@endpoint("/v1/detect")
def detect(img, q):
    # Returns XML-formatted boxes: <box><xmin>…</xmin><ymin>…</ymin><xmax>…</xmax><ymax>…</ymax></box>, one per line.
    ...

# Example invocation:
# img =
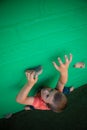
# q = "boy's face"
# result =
<box><xmin>41</xmin><ymin>87</ymin><xmax>58</xmax><ymax>104</ymax></box>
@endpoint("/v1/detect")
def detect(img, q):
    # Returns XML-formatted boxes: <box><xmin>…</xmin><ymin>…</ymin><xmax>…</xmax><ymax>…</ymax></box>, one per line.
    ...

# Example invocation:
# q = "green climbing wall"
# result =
<box><xmin>0</xmin><ymin>0</ymin><xmax>87</xmax><ymax>118</ymax></box>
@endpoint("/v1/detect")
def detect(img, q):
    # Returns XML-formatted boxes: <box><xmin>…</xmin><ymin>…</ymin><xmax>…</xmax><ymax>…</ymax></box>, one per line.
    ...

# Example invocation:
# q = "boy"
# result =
<box><xmin>16</xmin><ymin>54</ymin><xmax>73</xmax><ymax>112</ymax></box>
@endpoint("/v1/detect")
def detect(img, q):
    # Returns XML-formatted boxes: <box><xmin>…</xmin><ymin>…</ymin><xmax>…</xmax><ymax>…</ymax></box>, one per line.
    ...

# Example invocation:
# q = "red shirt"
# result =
<box><xmin>32</xmin><ymin>93</ymin><xmax>50</xmax><ymax>110</ymax></box>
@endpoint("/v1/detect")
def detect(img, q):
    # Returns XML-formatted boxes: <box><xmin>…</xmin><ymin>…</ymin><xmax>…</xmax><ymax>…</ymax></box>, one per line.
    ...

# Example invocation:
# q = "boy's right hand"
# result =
<box><xmin>52</xmin><ymin>54</ymin><xmax>72</xmax><ymax>74</ymax></box>
<box><xmin>26</xmin><ymin>71</ymin><xmax>38</xmax><ymax>86</ymax></box>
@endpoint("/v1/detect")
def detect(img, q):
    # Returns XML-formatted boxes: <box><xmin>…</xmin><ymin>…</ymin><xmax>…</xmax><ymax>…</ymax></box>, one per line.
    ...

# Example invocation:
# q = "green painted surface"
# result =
<box><xmin>0</xmin><ymin>0</ymin><xmax>87</xmax><ymax>118</ymax></box>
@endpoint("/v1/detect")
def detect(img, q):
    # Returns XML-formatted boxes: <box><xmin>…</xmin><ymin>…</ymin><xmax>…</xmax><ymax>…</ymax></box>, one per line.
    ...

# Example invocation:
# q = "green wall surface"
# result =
<box><xmin>0</xmin><ymin>0</ymin><xmax>87</xmax><ymax>118</ymax></box>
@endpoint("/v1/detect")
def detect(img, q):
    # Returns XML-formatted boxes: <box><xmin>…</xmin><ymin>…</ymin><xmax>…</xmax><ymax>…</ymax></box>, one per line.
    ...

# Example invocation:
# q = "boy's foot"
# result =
<box><xmin>25</xmin><ymin>65</ymin><xmax>43</xmax><ymax>78</ymax></box>
<box><xmin>24</xmin><ymin>105</ymin><xmax>35</xmax><ymax>111</ymax></box>
<box><xmin>25</xmin><ymin>106</ymin><xmax>31</xmax><ymax>111</ymax></box>
<box><xmin>70</xmin><ymin>86</ymin><xmax>74</xmax><ymax>92</ymax></box>
<box><xmin>63</xmin><ymin>86</ymin><xmax>74</xmax><ymax>94</ymax></box>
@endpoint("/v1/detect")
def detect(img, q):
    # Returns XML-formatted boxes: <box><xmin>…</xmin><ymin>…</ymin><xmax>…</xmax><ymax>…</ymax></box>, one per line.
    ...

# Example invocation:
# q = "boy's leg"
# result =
<box><xmin>63</xmin><ymin>86</ymin><xmax>74</xmax><ymax>94</ymax></box>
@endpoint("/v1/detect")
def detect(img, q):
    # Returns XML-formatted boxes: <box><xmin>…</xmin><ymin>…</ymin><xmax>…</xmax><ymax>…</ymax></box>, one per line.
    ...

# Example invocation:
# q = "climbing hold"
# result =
<box><xmin>4</xmin><ymin>113</ymin><xmax>13</xmax><ymax>119</ymax></box>
<box><xmin>73</xmin><ymin>62</ymin><xmax>85</xmax><ymax>68</ymax></box>
<box><xmin>25</xmin><ymin>65</ymin><xmax>43</xmax><ymax>78</ymax></box>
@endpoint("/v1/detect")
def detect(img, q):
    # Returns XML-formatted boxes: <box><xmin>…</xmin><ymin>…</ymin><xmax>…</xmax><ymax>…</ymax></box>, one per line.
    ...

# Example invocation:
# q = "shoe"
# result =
<box><xmin>63</xmin><ymin>86</ymin><xmax>74</xmax><ymax>94</ymax></box>
<box><xmin>24</xmin><ymin>105</ymin><xmax>35</xmax><ymax>111</ymax></box>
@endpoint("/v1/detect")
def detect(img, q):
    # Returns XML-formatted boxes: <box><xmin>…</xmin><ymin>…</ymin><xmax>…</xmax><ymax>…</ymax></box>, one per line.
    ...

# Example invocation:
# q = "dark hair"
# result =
<box><xmin>47</xmin><ymin>92</ymin><xmax>67</xmax><ymax>112</ymax></box>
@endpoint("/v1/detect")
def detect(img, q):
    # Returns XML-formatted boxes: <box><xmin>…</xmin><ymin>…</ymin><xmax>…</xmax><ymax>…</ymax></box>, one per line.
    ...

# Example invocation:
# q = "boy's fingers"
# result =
<box><xmin>30</xmin><ymin>71</ymin><xmax>35</xmax><ymax>79</ymax></box>
<box><xmin>26</xmin><ymin>72</ymin><xmax>30</xmax><ymax>77</ymax></box>
<box><xmin>26</xmin><ymin>73</ymin><xmax>31</xmax><ymax>80</ymax></box>
<box><xmin>35</xmin><ymin>74</ymin><xmax>38</xmax><ymax>78</ymax></box>
<box><xmin>69</xmin><ymin>53</ymin><xmax>72</xmax><ymax>63</ymax></box>
<box><xmin>25</xmin><ymin>70</ymin><xmax>33</xmax><ymax>77</ymax></box>
<box><xmin>58</xmin><ymin>57</ymin><xmax>63</xmax><ymax>65</ymax></box>
<box><xmin>64</xmin><ymin>55</ymin><xmax>68</xmax><ymax>63</ymax></box>
<box><xmin>35</xmin><ymin>77</ymin><xmax>38</xmax><ymax>81</ymax></box>
<box><xmin>52</xmin><ymin>62</ymin><xmax>59</xmax><ymax>70</ymax></box>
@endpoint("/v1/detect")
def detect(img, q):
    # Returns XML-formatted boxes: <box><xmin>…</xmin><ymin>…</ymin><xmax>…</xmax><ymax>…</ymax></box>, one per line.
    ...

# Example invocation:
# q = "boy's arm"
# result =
<box><xmin>53</xmin><ymin>54</ymin><xmax>72</xmax><ymax>92</ymax></box>
<box><xmin>56</xmin><ymin>70</ymin><xmax>68</xmax><ymax>92</ymax></box>
<box><xmin>16</xmin><ymin>72</ymin><xmax>38</xmax><ymax>105</ymax></box>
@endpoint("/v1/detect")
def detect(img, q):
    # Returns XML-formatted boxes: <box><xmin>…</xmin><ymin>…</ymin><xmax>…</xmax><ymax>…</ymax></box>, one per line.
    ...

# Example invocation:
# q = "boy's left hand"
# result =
<box><xmin>26</xmin><ymin>71</ymin><xmax>38</xmax><ymax>85</ymax></box>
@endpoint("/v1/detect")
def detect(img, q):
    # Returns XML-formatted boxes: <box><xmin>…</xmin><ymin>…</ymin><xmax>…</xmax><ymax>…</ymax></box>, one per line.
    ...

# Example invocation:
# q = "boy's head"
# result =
<box><xmin>41</xmin><ymin>88</ymin><xmax>67</xmax><ymax>112</ymax></box>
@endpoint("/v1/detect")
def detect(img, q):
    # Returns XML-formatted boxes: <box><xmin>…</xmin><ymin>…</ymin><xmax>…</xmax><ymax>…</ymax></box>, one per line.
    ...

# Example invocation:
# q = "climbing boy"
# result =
<box><xmin>16</xmin><ymin>54</ymin><xmax>73</xmax><ymax>112</ymax></box>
